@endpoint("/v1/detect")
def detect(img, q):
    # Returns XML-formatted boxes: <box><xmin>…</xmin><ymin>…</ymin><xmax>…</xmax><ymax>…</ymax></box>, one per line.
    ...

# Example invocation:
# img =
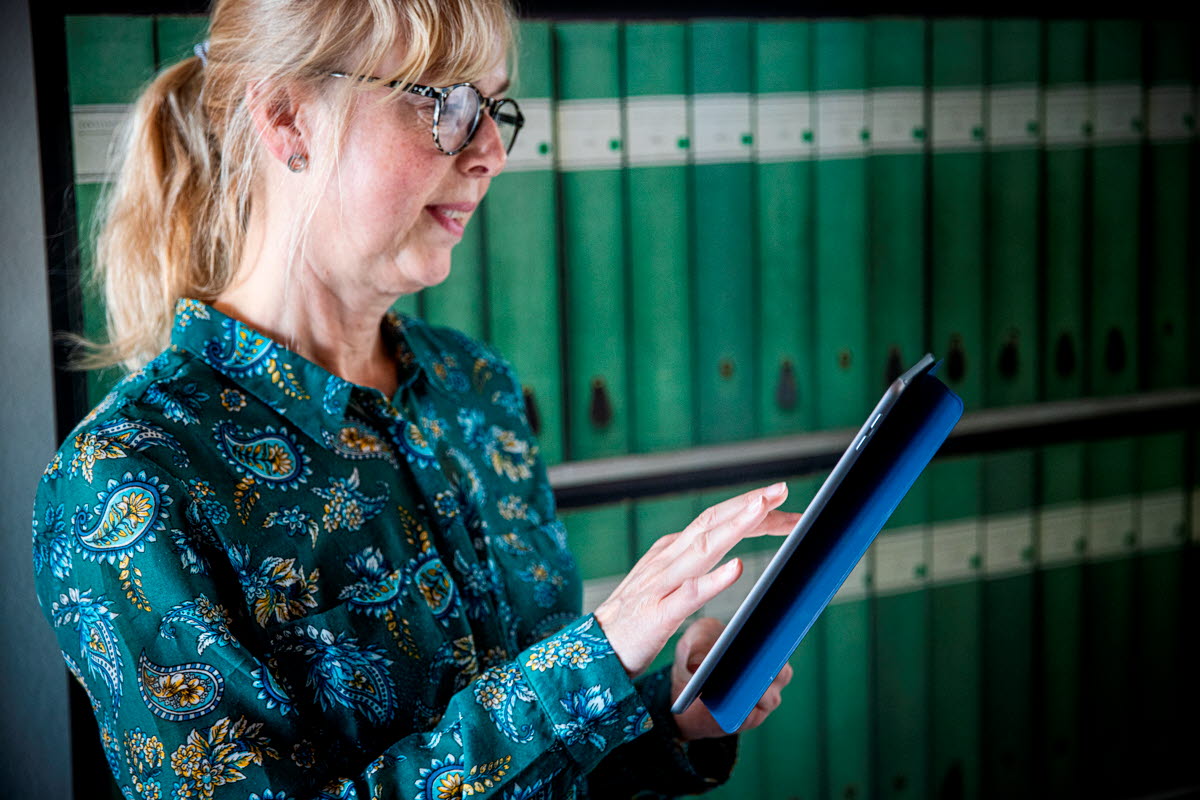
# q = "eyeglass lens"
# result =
<box><xmin>440</xmin><ymin>85</ymin><xmax>521</xmax><ymax>154</ymax></box>
<box><xmin>440</xmin><ymin>85</ymin><xmax>479</xmax><ymax>153</ymax></box>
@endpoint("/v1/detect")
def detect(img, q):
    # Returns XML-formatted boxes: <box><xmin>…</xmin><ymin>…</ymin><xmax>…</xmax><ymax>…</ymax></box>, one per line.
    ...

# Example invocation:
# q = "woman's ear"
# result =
<box><xmin>246</xmin><ymin>80</ymin><xmax>311</xmax><ymax>167</ymax></box>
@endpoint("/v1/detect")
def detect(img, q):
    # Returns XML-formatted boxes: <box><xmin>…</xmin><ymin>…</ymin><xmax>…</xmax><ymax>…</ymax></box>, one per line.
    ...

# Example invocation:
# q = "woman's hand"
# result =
<box><xmin>592</xmin><ymin>482</ymin><xmax>800</xmax><ymax>677</ymax></box>
<box><xmin>669</xmin><ymin>617</ymin><xmax>794</xmax><ymax>741</ymax></box>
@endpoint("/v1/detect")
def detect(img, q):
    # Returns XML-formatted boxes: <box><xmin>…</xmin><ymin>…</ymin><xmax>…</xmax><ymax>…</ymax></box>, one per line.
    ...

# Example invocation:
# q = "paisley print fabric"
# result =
<box><xmin>33</xmin><ymin>300</ymin><xmax>735</xmax><ymax>799</ymax></box>
<box><xmin>137</xmin><ymin>650</ymin><xmax>226</xmax><ymax>722</ymax></box>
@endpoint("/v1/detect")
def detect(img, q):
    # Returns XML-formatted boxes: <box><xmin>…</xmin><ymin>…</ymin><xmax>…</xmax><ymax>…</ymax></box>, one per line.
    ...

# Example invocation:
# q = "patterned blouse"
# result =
<box><xmin>32</xmin><ymin>300</ymin><xmax>734</xmax><ymax>800</ymax></box>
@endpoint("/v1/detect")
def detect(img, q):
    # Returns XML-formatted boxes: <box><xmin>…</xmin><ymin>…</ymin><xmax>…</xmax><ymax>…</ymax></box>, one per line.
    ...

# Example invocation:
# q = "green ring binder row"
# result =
<box><xmin>62</xmin><ymin>15</ymin><xmax>1198</xmax><ymax>800</ymax></box>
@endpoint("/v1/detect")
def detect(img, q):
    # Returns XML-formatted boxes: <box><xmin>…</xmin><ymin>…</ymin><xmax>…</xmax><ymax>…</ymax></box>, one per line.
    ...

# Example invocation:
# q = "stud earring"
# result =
<box><xmin>287</xmin><ymin>153</ymin><xmax>308</xmax><ymax>173</ymax></box>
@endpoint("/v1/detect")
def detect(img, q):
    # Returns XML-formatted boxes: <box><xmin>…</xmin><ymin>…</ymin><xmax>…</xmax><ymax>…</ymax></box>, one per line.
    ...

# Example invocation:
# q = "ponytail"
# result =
<box><xmin>77</xmin><ymin>0</ymin><xmax>514</xmax><ymax>373</ymax></box>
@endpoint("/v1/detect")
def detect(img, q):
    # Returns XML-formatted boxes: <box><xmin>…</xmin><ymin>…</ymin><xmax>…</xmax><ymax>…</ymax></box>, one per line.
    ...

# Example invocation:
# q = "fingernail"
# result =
<box><xmin>766</xmin><ymin>481</ymin><xmax>787</xmax><ymax>498</ymax></box>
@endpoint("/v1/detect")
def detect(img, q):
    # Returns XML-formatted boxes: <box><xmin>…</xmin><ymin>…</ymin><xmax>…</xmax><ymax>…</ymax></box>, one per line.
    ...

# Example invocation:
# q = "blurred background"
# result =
<box><xmin>2</xmin><ymin>0</ymin><xmax>1197</xmax><ymax>797</ymax></box>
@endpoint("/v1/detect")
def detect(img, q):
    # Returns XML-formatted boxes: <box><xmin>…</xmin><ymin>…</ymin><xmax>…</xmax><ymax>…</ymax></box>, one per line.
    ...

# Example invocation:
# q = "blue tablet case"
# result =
<box><xmin>671</xmin><ymin>355</ymin><xmax>963</xmax><ymax>732</ymax></box>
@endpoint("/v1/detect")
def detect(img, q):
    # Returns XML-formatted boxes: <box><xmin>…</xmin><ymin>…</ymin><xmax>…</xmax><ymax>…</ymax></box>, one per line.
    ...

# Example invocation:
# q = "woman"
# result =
<box><xmin>33</xmin><ymin>1</ymin><xmax>796</xmax><ymax>797</ymax></box>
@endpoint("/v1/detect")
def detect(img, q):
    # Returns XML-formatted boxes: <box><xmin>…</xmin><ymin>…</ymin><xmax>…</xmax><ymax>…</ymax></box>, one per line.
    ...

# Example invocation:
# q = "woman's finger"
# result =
<box><xmin>661</xmin><ymin>495</ymin><xmax>772</xmax><ymax>583</ymax></box>
<box><xmin>754</xmin><ymin>687</ymin><xmax>783</xmax><ymax>714</ymax></box>
<box><xmin>676</xmin><ymin>617</ymin><xmax>724</xmax><ymax>664</ymax></box>
<box><xmin>737</xmin><ymin>707</ymin><xmax>767</xmax><ymax>732</ymax></box>
<box><xmin>775</xmin><ymin>662</ymin><xmax>795</xmax><ymax>687</ymax></box>
<box><xmin>662</xmin><ymin>557</ymin><xmax>743</xmax><ymax>621</ymax></box>
<box><xmin>659</xmin><ymin>506</ymin><xmax>801</xmax><ymax>598</ymax></box>
<box><xmin>679</xmin><ymin>482</ymin><xmax>788</xmax><ymax>540</ymax></box>
<box><xmin>742</xmin><ymin>509</ymin><xmax>804</xmax><ymax>538</ymax></box>
<box><xmin>672</xmin><ymin>617</ymin><xmax>725</xmax><ymax>678</ymax></box>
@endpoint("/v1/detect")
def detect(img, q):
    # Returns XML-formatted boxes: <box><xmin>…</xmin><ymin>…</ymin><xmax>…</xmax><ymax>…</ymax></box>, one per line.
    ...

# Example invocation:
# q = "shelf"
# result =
<box><xmin>549</xmin><ymin>387</ymin><xmax>1200</xmax><ymax>509</ymax></box>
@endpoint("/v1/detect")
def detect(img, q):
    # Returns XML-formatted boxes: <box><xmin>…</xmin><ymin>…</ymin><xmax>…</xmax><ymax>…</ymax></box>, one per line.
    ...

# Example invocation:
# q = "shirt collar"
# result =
<box><xmin>169</xmin><ymin>299</ymin><xmax>434</xmax><ymax>443</ymax></box>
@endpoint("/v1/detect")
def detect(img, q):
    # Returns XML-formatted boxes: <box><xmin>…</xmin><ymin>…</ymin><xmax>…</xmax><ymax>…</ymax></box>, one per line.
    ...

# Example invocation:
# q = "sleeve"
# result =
<box><xmin>584</xmin><ymin>668</ymin><xmax>739</xmax><ymax>798</ymax></box>
<box><xmin>469</xmin><ymin>344</ymin><xmax>740</xmax><ymax>796</ymax></box>
<box><xmin>32</xmin><ymin>446</ymin><xmax>655</xmax><ymax>800</ymax></box>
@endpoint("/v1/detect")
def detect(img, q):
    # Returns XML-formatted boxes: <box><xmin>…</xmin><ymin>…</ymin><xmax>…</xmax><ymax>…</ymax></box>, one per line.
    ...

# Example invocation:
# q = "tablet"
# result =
<box><xmin>670</xmin><ymin>353</ymin><xmax>963</xmax><ymax>732</ymax></box>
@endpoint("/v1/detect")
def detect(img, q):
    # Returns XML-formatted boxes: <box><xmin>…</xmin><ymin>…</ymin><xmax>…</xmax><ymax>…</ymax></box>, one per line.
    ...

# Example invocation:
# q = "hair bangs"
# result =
<box><xmin>360</xmin><ymin>0</ymin><xmax>514</xmax><ymax>91</ymax></box>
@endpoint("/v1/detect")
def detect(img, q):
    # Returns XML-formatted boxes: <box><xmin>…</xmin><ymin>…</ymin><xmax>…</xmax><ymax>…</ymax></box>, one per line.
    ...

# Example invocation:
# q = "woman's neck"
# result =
<box><xmin>215</xmin><ymin>236</ymin><xmax>403</xmax><ymax>398</ymax></box>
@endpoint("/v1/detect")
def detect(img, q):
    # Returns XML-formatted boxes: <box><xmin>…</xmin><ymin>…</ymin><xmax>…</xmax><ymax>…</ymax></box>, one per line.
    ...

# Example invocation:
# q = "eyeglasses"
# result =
<box><xmin>329</xmin><ymin>72</ymin><xmax>524</xmax><ymax>156</ymax></box>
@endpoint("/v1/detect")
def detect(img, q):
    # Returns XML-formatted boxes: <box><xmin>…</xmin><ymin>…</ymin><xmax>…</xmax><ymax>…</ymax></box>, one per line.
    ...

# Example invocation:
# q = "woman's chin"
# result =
<box><xmin>383</xmin><ymin>254</ymin><xmax>452</xmax><ymax>297</ymax></box>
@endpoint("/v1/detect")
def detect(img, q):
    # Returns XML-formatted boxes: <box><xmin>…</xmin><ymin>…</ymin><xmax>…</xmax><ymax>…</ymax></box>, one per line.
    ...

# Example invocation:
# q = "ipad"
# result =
<box><xmin>670</xmin><ymin>353</ymin><xmax>963</xmax><ymax>732</ymax></box>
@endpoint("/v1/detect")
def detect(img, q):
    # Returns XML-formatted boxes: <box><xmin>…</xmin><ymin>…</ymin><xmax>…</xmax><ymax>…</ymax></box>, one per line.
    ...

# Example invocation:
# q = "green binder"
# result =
<box><xmin>754</xmin><ymin>20</ymin><xmax>815</xmax><ymax>440</ymax></box>
<box><xmin>812</xmin><ymin>21</ymin><xmax>873</xmax><ymax>799</ymax></box>
<box><xmin>560</xmin><ymin>502</ymin><xmax>633</xmax><ymax>624</ymax></box>
<box><xmin>691</xmin><ymin>483</ymin><xmax>761</xmax><ymax>799</ymax></box>
<box><xmin>422</xmin><ymin>212</ymin><xmax>486</xmax><ymax>340</ymax></box>
<box><xmin>555</xmin><ymin>22</ymin><xmax>628</xmax><ymax>461</ymax></box>
<box><xmin>866</xmin><ymin>17</ymin><xmax>929</xmax><ymax>800</ymax></box>
<box><xmin>623</xmin><ymin>21</ymin><xmax>692</xmax><ymax>454</ymax></box>
<box><xmin>927</xmin><ymin>19</ymin><xmax>986</xmax><ymax>800</ymax></box>
<box><xmin>390</xmin><ymin>292</ymin><xmax>420</xmax><ymax>318</ymax></box>
<box><xmin>632</xmin><ymin>491</ymin><xmax>699</xmax><ymax>678</ymax></box>
<box><xmin>420</xmin><ymin>18</ymin><xmax>488</xmax><ymax>340</ymax></box>
<box><xmin>154</xmin><ymin>15</ymin><xmax>208</xmax><ymax>69</ymax></box>
<box><xmin>65</xmin><ymin>16</ymin><xmax>157</xmax><ymax>408</ymax></box>
<box><xmin>757</xmin><ymin>473</ymin><xmax>823</xmax><ymax>800</ymax></box>
<box><xmin>1082</xmin><ymin>20</ymin><xmax>1143</xmax><ymax>797</ymax></box>
<box><xmin>620</xmin><ymin>22</ymin><xmax>699</xmax><ymax>705</ymax></box>
<box><xmin>697</xmin><ymin>474</ymin><xmax>825</xmax><ymax>799</ymax></box>
<box><xmin>1134</xmin><ymin>19</ymin><xmax>1192</xmax><ymax>788</ymax></box>
<box><xmin>483</xmin><ymin>21</ymin><xmax>564</xmax><ymax>464</ymax></box>
<box><xmin>980</xmin><ymin>19</ymin><xmax>1041</xmax><ymax>797</ymax></box>
<box><xmin>689</xmin><ymin>20</ymin><xmax>756</xmax><ymax>445</ymax></box>
<box><xmin>752</xmin><ymin>20</ymin><xmax>821</xmax><ymax>800</ymax></box>
<box><xmin>813</xmin><ymin>20</ymin><xmax>871</xmax><ymax>431</ymax></box>
<box><xmin>1038</xmin><ymin>19</ymin><xmax>1090</xmax><ymax>796</ymax></box>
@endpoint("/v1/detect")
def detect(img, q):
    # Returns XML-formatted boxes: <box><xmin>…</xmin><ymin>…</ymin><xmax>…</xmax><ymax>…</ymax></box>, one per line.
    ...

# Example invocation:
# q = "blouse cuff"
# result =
<box><xmin>639</xmin><ymin>667</ymin><xmax>739</xmax><ymax>791</ymax></box>
<box><xmin>517</xmin><ymin>614</ymin><xmax>652</xmax><ymax>774</ymax></box>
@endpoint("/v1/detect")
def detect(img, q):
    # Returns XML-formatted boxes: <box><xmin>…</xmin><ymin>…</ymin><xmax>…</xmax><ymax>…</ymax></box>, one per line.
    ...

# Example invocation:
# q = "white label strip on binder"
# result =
<box><xmin>987</xmin><ymin>86</ymin><xmax>1041</xmax><ymax>149</ymax></box>
<box><xmin>1092</xmin><ymin>84</ymin><xmax>1144</xmax><ymax>145</ymax></box>
<box><xmin>753</xmin><ymin>91</ymin><xmax>814</xmax><ymax>164</ymax></box>
<box><xmin>931</xmin><ymin>88</ymin><xmax>984</xmax><ymax>152</ymax></box>
<box><xmin>1086</xmin><ymin>497</ymin><xmax>1137</xmax><ymax>561</ymax></box>
<box><xmin>984</xmin><ymin>512</ymin><xmax>1035</xmax><ymax>577</ymax></box>
<box><xmin>555</xmin><ymin>98</ymin><xmax>623</xmax><ymax>171</ymax></box>
<box><xmin>580</xmin><ymin>575</ymin><xmax>624</xmax><ymax>616</ymax></box>
<box><xmin>1138</xmin><ymin>489</ymin><xmax>1187</xmax><ymax>551</ymax></box>
<box><xmin>830</xmin><ymin>547</ymin><xmax>873</xmax><ymax>604</ymax></box>
<box><xmin>624</xmin><ymin>94</ymin><xmax>689</xmax><ymax>168</ymax></box>
<box><xmin>71</xmin><ymin>103</ymin><xmax>130</xmax><ymax>184</ymax></box>
<box><xmin>1043</xmin><ymin>85</ymin><xmax>1092</xmax><ymax>148</ymax></box>
<box><xmin>816</xmin><ymin>90</ymin><xmax>869</xmax><ymax>159</ymax></box>
<box><xmin>1038</xmin><ymin>503</ymin><xmax>1086</xmax><ymax>568</ymax></box>
<box><xmin>703</xmin><ymin>550</ymin><xmax>771</xmax><ymax>623</ymax></box>
<box><xmin>873</xmin><ymin>526</ymin><xmax>928</xmax><ymax>596</ymax></box>
<box><xmin>504</xmin><ymin>98</ymin><xmax>554</xmax><ymax>173</ymax></box>
<box><xmin>1147</xmin><ymin>85</ymin><xmax>1195</xmax><ymax>143</ymax></box>
<box><xmin>691</xmin><ymin>92</ymin><xmax>753</xmax><ymax>165</ymax></box>
<box><xmin>931</xmin><ymin>520</ymin><xmax>981</xmax><ymax>585</ymax></box>
<box><xmin>869</xmin><ymin>88</ymin><xmax>925</xmax><ymax>155</ymax></box>
<box><xmin>705</xmin><ymin>551</ymin><xmax>772</xmax><ymax>623</ymax></box>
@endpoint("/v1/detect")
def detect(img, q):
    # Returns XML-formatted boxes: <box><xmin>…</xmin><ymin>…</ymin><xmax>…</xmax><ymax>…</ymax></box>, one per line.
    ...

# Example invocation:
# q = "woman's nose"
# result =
<box><xmin>459</xmin><ymin>113</ymin><xmax>508</xmax><ymax>176</ymax></box>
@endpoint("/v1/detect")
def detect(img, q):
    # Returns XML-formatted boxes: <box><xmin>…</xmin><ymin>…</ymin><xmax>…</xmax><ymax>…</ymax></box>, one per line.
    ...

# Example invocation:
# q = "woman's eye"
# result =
<box><xmin>404</xmin><ymin>97</ymin><xmax>437</xmax><ymax>124</ymax></box>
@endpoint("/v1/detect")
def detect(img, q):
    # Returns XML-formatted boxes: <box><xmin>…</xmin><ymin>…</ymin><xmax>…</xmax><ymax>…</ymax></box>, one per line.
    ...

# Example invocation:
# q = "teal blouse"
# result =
<box><xmin>32</xmin><ymin>300</ymin><xmax>734</xmax><ymax>800</ymax></box>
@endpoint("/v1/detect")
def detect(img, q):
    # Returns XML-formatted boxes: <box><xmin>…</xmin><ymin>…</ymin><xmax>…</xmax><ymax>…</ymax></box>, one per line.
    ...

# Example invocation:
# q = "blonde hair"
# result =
<box><xmin>82</xmin><ymin>0</ymin><xmax>515</xmax><ymax>371</ymax></box>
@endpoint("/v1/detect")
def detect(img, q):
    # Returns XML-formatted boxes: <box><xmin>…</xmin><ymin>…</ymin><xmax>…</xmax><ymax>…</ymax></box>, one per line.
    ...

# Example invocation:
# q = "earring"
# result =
<box><xmin>287</xmin><ymin>153</ymin><xmax>308</xmax><ymax>173</ymax></box>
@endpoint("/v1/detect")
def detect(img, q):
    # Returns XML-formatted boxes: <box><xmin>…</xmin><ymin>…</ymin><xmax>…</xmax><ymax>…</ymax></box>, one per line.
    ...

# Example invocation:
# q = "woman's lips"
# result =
<box><xmin>426</xmin><ymin>203</ymin><xmax>474</xmax><ymax>236</ymax></box>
